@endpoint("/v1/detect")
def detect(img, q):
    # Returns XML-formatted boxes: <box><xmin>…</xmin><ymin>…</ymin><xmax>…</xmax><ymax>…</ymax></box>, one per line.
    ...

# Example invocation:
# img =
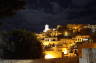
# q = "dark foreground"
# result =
<box><xmin>0</xmin><ymin>56</ymin><xmax>79</xmax><ymax>63</ymax></box>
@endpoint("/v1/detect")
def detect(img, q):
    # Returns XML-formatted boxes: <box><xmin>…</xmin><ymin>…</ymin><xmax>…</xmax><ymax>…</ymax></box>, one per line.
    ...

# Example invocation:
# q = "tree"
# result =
<box><xmin>1</xmin><ymin>30</ymin><xmax>43</xmax><ymax>59</ymax></box>
<box><xmin>0</xmin><ymin>0</ymin><xmax>25</xmax><ymax>18</ymax></box>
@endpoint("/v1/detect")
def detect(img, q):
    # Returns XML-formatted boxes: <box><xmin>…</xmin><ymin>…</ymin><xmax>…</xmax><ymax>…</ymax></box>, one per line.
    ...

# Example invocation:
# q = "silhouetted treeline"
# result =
<box><xmin>0</xmin><ymin>30</ymin><xmax>43</xmax><ymax>59</ymax></box>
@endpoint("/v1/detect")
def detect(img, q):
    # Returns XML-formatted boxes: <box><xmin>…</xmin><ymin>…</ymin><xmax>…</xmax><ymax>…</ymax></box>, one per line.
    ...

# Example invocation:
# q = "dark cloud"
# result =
<box><xmin>72</xmin><ymin>0</ymin><xmax>92</xmax><ymax>7</ymax></box>
<box><xmin>0</xmin><ymin>0</ymin><xmax>96</xmax><ymax>32</ymax></box>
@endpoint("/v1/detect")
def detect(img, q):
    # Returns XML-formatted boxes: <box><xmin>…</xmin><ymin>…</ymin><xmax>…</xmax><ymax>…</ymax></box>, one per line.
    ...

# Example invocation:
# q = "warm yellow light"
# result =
<box><xmin>64</xmin><ymin>49</ymin><xmax>68</xmax><ymax>54</ymax></box>
<box><xmin>74</xmin><ymin>27</ymin><xmax>78</xmax><ymax>29</ymax></box>
<box><xmin>62</xmin><ymin>48</ymin><xmax>68</xmax><ymax>54</ymax></box>
<box><xmin>45</xmin><ymin>54</ymin><xmax>55</xmax><ymax>59</ymax></box>
<box><xmin>64</xmin><ymin>31</ymin><xmax>69</xmax><ymax>36</ymax></box>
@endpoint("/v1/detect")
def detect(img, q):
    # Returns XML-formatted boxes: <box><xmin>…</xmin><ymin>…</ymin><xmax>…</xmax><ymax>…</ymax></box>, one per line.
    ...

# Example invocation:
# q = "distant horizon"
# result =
<box><xmin>0</xmin><ymin>24</ymin><xmax>96</xmax><ymax>33</ymax></box>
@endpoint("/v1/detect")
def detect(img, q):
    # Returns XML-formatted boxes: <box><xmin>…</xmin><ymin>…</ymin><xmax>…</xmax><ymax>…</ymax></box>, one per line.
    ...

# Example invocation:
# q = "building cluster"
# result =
<box><xmin>36</xmin><ymin>24</ymin><xmax>96</xmax><ymax>59</ymax></box>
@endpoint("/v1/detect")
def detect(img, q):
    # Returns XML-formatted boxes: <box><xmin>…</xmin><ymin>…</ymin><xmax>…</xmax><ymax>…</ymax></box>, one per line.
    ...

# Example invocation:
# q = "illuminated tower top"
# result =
<box><xmin>43</xmin><ymin>24</ymin><xmax>50</xmax><ymax>32</ymax></box>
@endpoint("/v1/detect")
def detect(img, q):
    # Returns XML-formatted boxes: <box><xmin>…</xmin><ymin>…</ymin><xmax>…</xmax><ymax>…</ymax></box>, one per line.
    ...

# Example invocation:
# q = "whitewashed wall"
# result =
<box><xmin>79</xmin><ymin>48</ymin><xmax>96</xmax><ymax>63</ymax></box>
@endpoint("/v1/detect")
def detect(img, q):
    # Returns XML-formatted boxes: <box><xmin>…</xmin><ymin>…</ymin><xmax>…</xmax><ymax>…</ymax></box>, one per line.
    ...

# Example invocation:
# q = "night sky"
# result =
<box><xmin>0</xmin><ymin>0</ymin><xmax>96</xmax><ymax>32</ymax></box>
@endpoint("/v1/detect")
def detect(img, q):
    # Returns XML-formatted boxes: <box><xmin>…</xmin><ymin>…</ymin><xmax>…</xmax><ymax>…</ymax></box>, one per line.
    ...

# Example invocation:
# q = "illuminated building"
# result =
<box><xmin>73</xmin><ymin>35</ymin><xmax>90</xmax><ymax>42</ymax></box>
<box><xmin>36</xmin><ymin>24</ymin><xmax>94</xmax><ymax>59</ymax></box>
<box><xmin>84</xmin><ymin>24</ymin><xmax>96</xmax><ymax>32</ymax></box>
<box><xmin>43</xmin><ymin>24</ymin><xmax>50</xmax><ymax>32</ymax></box>
<box><xmin>67</xmin><ymin>24</ymin><xmax>84</xmax><ymax>32</ymax></box>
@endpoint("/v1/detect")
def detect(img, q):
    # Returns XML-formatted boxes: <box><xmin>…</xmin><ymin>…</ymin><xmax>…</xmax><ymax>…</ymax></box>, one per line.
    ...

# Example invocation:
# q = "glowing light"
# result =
<box><xmin>45</xmin><ymin>54</ymin><xmax>55</xmax><ymax>59</ymax></box>
<box><xmin>53</xmin><ymin>28</ymin><xmax>56</xmax><ymax>31</ymax></box>
<box><xmin>64</xmin><ymin>31</ymin><xmax>69</xmax><ymax>36</ymax></box>
<box><xmin>64</xmin><ymin>50</ymin><xmax>68</xmax><ymax>54</ymax></box>
<box><xmin>62</xmin><ymin>48</ymin><xmax>68</xmax><ymax>54</ymax></box>
<box><xmin>83</xmin><ymin>39</ymin><xmax>88</xmax><ymax>41</ymax></box>
<box><xmin>43</xmin><ymin>24</ymin><xmax>50</xmax><ymax>32</ymax></box>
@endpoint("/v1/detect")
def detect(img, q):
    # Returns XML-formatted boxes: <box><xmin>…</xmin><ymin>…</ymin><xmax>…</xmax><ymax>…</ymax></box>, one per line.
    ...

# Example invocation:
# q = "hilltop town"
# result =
<box><xmin>36</xmin><ymin>24</ymin><xmax>96</xmax><ymax>63</ymax></box>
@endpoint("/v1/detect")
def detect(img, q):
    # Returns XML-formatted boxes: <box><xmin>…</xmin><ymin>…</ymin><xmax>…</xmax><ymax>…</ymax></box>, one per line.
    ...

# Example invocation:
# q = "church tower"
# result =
<box><xmin>43</xmin><ymin>24</ymin><xmax>50</xmax><ymax>32</ymax></box>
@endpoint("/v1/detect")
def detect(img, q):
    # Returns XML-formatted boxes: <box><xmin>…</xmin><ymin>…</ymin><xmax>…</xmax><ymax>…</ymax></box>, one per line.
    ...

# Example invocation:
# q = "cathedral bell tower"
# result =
<box><xmin>43</xmin><ymin>24</ymin><xmax>50</xmax><ymax>32</ymax></box>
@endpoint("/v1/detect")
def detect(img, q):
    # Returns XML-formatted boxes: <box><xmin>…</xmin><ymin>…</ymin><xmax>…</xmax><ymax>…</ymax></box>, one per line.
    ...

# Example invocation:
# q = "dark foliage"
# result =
<box><xmin>1</xmin><ymin>30</ymin><xmax>43</xmax><ymax>59</ymax></box>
